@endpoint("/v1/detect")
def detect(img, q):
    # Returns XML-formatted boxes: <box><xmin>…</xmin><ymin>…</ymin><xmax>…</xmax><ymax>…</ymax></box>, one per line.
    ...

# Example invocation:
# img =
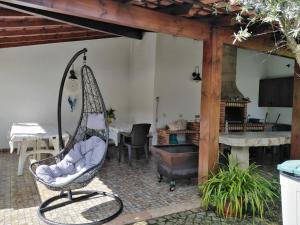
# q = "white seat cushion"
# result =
<box><xmin>36</xmin><ymin>136</ymin><xmax>105</xmax><ymax>186</ymax></box>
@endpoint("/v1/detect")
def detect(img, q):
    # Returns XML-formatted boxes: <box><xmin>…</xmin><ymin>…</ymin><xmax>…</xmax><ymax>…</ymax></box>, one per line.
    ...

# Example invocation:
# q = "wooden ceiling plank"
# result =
<box><xmin>0</xmin><ymin>17</ymin><xmax>61</xmax><ymax>27</ymax></box>
<box><xmin>0</xmin><ymin>34</ymin><xmax>113</xmax><ymax>48</ymax></box>
<box><xmin>0</xmin><ymin>7</ymin><xmax>29</xmax><ymax>16</ymax></box>
<box><xmin>157</xmin><ymin>3</ymin><xmax>193</xmax><ymax>15</ymax></box>
<box><xmin>0</xmin><ymin>30</ymin><xmax>104</xmax><ymax>43</ymax></box>
<box><xmin>0</xmin><ymin>0</ymin><xmax>210</xmax><ymax>40</ymax></box>
<box><xmin>200</xmin><ymin>0</ymin><xmax>223</xmax><ymax>4</ymax></box>
<box><xmin>0</xmin><ymin>25</ymin><xmax>86</xmax><ymax>37</ymax></box>
<box><xmin>0</xmin><ymin>1</ymin><xmax>143</xmax><ymax>39</ymax></box>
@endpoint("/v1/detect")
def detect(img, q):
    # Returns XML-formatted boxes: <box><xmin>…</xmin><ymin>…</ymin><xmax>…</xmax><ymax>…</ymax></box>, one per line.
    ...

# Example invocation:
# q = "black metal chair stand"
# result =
<box><xmin>38</xmin><ymin>190</ymin><xmax>123</xmax><ymax>225</ymax></box>
<box><xmin>29</xmin><ymin>49</ymin><xmax>123</xmax><ymax>225</ymax></box>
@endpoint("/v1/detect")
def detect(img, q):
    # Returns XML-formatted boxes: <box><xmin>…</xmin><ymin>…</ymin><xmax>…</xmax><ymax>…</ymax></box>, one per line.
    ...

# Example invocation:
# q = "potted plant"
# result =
<box><xmin>106</xmin><ymin>108</ymin><xmax>116</xmax><ymax>124</ymax></box>
<box><xmin>199</xmin><ymin>158</ymin><xmax>278</xmax><ymax>219</ymax></box>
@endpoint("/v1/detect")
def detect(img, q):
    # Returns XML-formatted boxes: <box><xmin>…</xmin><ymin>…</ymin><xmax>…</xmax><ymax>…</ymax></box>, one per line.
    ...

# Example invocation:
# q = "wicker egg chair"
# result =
<box><xmin>29</xmin><ymin>48</ymin><xmax>123</xmax><ymax>225</ymax></box>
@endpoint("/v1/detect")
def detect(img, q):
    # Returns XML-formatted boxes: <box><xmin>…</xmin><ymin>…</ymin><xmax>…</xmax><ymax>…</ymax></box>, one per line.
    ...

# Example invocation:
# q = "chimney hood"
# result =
<box><xmin>221</xmin><ymin>45</ymin><xmax>246</xmax><ymax>101</ymax></box>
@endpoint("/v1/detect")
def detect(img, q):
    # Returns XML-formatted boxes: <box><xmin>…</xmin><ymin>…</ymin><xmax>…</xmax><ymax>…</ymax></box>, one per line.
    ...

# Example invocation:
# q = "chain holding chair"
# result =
<box><xmin>29</xmin><ymin>49</ymin><xmax>123</xmax><ymax>225</ymax></box>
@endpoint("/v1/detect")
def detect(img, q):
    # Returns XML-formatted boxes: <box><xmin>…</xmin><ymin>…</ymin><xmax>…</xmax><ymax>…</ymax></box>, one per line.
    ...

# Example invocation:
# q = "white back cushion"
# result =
<box><xmin>87</xmin><ymin>113</ymin><xmax>106</xmax><ymax>130</ymax></box>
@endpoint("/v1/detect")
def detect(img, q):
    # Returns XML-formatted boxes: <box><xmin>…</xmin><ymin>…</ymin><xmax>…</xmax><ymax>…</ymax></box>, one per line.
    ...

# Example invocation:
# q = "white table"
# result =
<box><xmin>219</xmin><ymin>131</ymin><xmax>291</xmax><ymax>168</ymax></box>
<box><xmin>109</xmin><ymin>123</ymin><xmax>132</xmax><ymax>146</ymax></box>
<box><xmin>9</xmin><ymin>123</ymin><xmax>69</xmax><ymax>175</ymax></box>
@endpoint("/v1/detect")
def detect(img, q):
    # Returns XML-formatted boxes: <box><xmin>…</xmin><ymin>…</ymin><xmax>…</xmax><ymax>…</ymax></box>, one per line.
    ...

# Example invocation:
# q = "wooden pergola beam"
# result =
<box><xmin>0</xmin><ymin>33</ymin><xmax>112</xmax><ymax>48</ymax></box>
<box><xmin>291</xmin><ymin>62</ymin><xmax>300</xmax><ymax>159</ymax></box>
<box><xmin>0</xmin><ymin>25</ymin><xmax>85</xmax><ymax>37</ymax></box>
<box><xmin>0</xmin><ymin>0</ymin><xmax>293</xmax><ymax>58</ymax></box>
<box><xmin>0</xmin><ymin>0</ymin><xmax>211</xmax><ymax>40</ymax></box>
<box><xmin>199</xmin><ymin>28</ymin><xmax>223</xmax><ymax>183</ymax></box>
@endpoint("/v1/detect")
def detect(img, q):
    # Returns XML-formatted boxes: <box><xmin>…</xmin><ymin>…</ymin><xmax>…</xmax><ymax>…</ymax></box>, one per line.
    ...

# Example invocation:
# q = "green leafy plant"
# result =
<box><xmin>199</xmin><ymin>158</ymin><xmax>278</xmax><ymax>219</ymax></box>
<box><xmin>231</xmin><ymin>0</ymin><xmax>300</xmax><ymax>66</ymax></box>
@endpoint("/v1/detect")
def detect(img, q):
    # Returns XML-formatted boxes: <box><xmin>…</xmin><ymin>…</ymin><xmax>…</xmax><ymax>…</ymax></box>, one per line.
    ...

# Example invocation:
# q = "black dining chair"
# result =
<box><xmin>119</xmin><ymin>123</ymin><xmax>151</xmax><ymax>165</ymax></box>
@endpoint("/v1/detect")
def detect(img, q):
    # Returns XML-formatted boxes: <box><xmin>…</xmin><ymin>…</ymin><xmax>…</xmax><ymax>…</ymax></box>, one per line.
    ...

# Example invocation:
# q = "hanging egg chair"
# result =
<box><xmin>29</xmin><ymin>48</ymin><xmax>123</xmax><ymax>225</ymax></box>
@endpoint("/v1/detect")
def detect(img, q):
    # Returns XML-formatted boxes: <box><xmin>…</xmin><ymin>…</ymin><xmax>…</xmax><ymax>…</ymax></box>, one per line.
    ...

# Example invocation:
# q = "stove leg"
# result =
<box><xmin>169</xmin><ymin>180</ymin><xmax>176</xmax><ymax>192</ymax></box>
<box><xmin>158</xmin><ymin>174</ymin><xmax>163</xmax><ymax>183</ymax></box>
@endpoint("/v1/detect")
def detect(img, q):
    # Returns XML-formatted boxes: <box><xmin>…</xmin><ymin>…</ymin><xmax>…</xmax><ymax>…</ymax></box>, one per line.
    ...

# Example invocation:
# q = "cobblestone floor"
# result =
<box><xmin>130</xmin><ymin>163</ymin><xmax>282</xmax><ymax>225</ymax></box>
<box><xmin>0</xmin><ymin>148</ymin><xmax>282</xmax><ymax>225</ymax></box>
<box><xmin>131</xmin><ymin>207</ymin><xmax>282</xmax><ymax>225</ymax></box>
<box><xmin>0</xmin><ymin>148</ymin><xmax>199</xmax><ymax>225</ymax></box>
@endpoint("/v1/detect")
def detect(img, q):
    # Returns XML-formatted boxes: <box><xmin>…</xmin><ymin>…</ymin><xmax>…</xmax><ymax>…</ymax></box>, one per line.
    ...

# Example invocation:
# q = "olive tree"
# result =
<box><xmin>231</xmin><ymin>0</ymin><xmax>300</xmax><ymax>65</ymax></box>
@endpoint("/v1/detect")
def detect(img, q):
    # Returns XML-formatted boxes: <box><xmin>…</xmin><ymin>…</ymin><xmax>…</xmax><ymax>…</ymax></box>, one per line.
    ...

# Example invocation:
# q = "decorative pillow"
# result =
<box><xmin>87</xmin><ymin>113</ymin><xmax>106</xmax><ymax>130</ymax></box>
<box><xmin>168</xmin><ymin>119</ymin><xmax>187</xmax><ymax>131</ymax></box>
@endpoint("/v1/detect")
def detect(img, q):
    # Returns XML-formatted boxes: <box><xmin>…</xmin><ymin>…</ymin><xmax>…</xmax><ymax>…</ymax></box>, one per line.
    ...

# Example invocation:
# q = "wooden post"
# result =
<box><xmin>198</xmin><ymin>28</ymin><xmax>223</xmax><ymax>184</ymax></box>
<box><xmin>291</xmin><ymin>61</ymin><xmax>300</xmax><ymax>159</ymax></box>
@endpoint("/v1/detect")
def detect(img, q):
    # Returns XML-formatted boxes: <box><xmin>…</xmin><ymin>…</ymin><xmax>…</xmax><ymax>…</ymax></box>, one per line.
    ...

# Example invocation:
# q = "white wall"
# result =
<box><xmin>0</xmin><ymin>37</ymin><xmax>131</xmax><ymax>148</ymax></box>
<box><xmin>154</xmin><ymin>34</ymin><xmax>203</xmax><ymax>128</ymax></box>
<box><xmin>236</xmin><ymin>48</ymin><xmax>269</xmax><ymax>121</ymax></box>
<box><xmin>236</xmin><ymin>48</ymin><xmax>294</xmax><ymax>125</ymax></box>
<box><xmin>128</xmin><ymin>33</ymin><xmax>157</xmax><ymax>126</ymax></box>
<box><xmin>0</xmin><ymin>33</ymin><xmax>295</xmax><ymax>148</ymax></box>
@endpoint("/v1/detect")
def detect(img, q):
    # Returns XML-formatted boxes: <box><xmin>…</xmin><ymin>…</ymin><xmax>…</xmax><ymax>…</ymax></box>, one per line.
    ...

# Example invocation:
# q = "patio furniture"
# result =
<box><xmin>109</xmin><ymin>122</ymin><xmax>132</xmax><ymax>146</ymax></box>
<box><xmin>219</xmin><ymin>131</ymin><xmax>291</xmax><ymax>169</ymax></box>
<box><xmin>29</xmin><ymin>49</ymin><xmax>123</xmax><ymax>225</ymax></box>
<box><xmin>157</xmin><ymin>122</ymin><xmax>199</xmax><ymax>145</ymax></box>
<box><xmin>9</xmin><ymin>123</ymin><xmax>69</xmax><ymax>175</ymax></box>
<box><xmin>120</xmin><ymin>123</ymin><xmax>151</xmax><ymax>165</ymax></box>
<box><xmin>151</xmin><ymin>144</ymin><xmax>199</xmax><ymax>191</ymax></box>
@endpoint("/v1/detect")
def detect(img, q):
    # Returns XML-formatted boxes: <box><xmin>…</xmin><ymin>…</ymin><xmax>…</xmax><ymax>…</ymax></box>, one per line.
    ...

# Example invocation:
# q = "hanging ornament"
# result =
<box><xmin>65</xmin><ymin>65</ymin><xmax>80</xmax><ymax>112</ymax></box>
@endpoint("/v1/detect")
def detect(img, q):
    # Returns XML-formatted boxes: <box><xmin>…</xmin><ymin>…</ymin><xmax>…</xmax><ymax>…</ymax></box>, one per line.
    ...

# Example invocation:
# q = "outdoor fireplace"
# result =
<box><xmin>225</xmin><ymin>107</ymin><xmax>245</xmax><ymax>123</ymax></box>
<box><xmin>220</xmin><ymin>46</ymin><xmax>264</xmax><ymax>132</ymax></box>
<box><xmin>220</xmin><ymin>100</ymin><xmax>248</xmax><ymax>131</ymax></box>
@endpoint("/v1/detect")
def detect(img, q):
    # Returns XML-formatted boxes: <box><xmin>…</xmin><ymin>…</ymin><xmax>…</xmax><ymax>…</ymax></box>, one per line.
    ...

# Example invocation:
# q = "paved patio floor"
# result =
<box><xmin>130</xmin><ymin>207</ymin><xmax>282</xmax><ymax>225</ymax></box>
<box><xmin>0</xmin><ymin>148</ymin><xmax>199</xmax><ymax>225</ymax></box>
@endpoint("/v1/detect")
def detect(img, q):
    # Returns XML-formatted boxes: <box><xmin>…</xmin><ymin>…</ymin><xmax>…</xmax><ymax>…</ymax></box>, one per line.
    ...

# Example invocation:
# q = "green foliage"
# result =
<box><xmin>106</xmin><ymin>107</ymin><xmax>116</xmax><ymax>119</ymax></box>
<box><xmin>199</xmin><ymin>158</ymin><xmax>278</xmax><ymax>219</ymax></box>
<box><xmin>232</xmin><ymin>0</ymin><xmax>300</xmax><ymax>64</ymax></box>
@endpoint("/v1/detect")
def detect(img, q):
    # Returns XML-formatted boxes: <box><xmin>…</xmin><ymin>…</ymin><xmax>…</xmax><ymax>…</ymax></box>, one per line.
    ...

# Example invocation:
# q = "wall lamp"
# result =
<box><xmin>192</xmin><ymin>66</ymin><xmax>201</xmax><ymax>81</ymax></box>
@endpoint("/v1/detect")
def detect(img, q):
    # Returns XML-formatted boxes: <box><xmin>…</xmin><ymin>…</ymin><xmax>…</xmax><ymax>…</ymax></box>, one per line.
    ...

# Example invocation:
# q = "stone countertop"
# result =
<box><xmin>219</xmin><ymin>131</ymin><xmax>291</xmax><ymax>147</ymax></box>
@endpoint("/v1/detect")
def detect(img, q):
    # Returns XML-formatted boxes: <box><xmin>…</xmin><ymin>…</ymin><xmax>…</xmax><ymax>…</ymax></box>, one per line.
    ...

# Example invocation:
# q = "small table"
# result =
<box><xmin>9</xmin><ymin>123</ymin><xmax>69</xmax><ymax>175</ymax></box>
<box><xmin>109</xmin><ymin>123</ymin><xmax>132</xmax><ymax>146</ymax></box>
<box><xmin>219</xmin><ymin>131</ymin><xmax>291</xmax><ymax>168</ymax></box>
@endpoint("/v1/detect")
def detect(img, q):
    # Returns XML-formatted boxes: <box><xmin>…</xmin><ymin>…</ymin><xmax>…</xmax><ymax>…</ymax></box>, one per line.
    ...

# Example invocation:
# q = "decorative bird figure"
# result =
<box><xmin>68</xmin><ymin>96</ymin><xmax>77</xmax><ymax>112</ymax></box>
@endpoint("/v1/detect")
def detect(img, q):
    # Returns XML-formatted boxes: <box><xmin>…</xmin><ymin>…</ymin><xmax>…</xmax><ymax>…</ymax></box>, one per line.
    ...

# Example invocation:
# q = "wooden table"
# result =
<box><xmin>219</xmin><ymin>131</ymin><xmax>291</xmax><ymax>168</ymax></box>
<box><xmin>9</xmin><ymin>123</ymin><xmax>69</xmax><ymax>175</ymax></box>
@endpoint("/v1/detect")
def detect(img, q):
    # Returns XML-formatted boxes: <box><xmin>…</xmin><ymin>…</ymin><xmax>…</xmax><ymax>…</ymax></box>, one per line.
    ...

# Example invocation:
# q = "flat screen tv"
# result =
<box><xmin>259</xmin><ymin>77</ymin><xmax>293</xmax><ymax>107</ymax></box>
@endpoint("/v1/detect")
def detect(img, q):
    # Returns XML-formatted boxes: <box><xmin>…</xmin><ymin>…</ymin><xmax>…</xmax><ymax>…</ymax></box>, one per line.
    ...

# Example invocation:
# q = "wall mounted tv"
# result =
<box><xmin>259</xmin><ymin>76</ymin><xmax>293</xmax><ymax>107</ymax></box>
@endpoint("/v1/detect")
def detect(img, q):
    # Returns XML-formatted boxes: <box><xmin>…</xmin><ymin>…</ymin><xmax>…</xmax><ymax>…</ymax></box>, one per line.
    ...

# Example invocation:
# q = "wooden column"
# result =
<box><xmin>198</xmin><ymin>28</ymin><xmax>224</xmax><ymax>183</ymax></box>
<box><xmin>291</xmin><ymin>61</ymin><xmax>300</xmax><ymax>159</ymax></box>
